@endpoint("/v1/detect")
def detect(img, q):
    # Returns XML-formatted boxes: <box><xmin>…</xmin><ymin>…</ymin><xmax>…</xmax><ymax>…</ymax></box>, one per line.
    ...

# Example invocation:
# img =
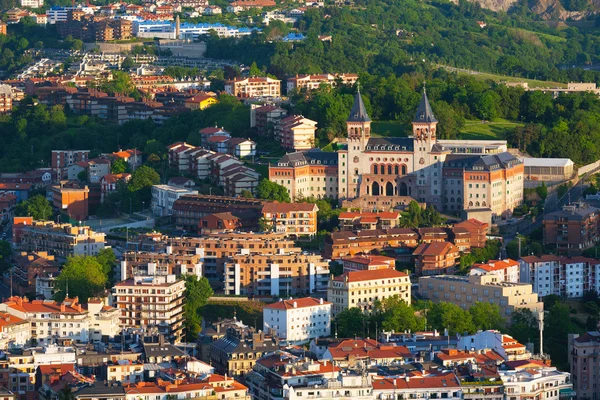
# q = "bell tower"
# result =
<box><xmin>412</xmin><ymin>85</ymin><xmax>438</xmax><ymax>147</ymax></box>
<box><xmin>344</xmin><ymin>88</ymin><xmax>371</xmax><ymax>199</ymax></box>
<box><xmin>347</xmin><ymin>88</ymin><xmax>371</xmax><ymax>150</ymax></box>
<box><xmin>412</xmin><ymin>85</ymin><xmax>442</xmax><ymax>208</ymax></box>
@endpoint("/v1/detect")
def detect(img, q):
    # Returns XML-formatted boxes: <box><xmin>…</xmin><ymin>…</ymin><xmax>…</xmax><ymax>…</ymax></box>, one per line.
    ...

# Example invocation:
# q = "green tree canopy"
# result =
<box><xmin>375</xmin><ymin>295</ymin><xmax>426</xmax><ymax>333</ymax></box>
<box><xmin>469</xmin><ymin>302</ymin><xmax>504</xmax><ymax>331</ymax></box>
<box><xmin>256</xmin><ymin>179</ymin><xmax>291</xmax><ymax>202</ymax></box>
<box><xmin>184</xmin><ymin>275</ymin><xmax>214</xmax><ymax>341</ymax></box>
<box><xmin>111</xmin><ymin>158</ymin><xmax>128</xmax><ymax>174</ymax></box>
<box><xmin>335</xmin><ymin>307</ymin><xmax>367</xmax><ymax>338</ymax></box>
<box><xmin>427</xmin><ymin>302</ymin><xmax>476</xmax><ymax>335</ymax></box>
<box><xmin>54</xmin><ymin>255</ymin><xmax>108</xmax><ymax>302</ymax></box>
<box><xmin>15</xmin><ymin>194</ymin><xmax>53</xmax><ymax>220</ymax></box>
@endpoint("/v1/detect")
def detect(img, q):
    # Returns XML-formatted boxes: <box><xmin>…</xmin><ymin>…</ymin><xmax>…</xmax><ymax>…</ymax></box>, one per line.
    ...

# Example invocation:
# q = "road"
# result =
<box><xmin>499</xmin><ymin>177</ymin><xmax>588</xmax><ymax>258</ymax></box>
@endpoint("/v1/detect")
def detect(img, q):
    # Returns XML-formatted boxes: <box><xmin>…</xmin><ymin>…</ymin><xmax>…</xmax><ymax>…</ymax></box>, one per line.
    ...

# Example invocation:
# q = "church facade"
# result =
<box><xmin>269</xmin><ymin>90</ymin><xmax>524</xmax><ymax>221</ymax></box>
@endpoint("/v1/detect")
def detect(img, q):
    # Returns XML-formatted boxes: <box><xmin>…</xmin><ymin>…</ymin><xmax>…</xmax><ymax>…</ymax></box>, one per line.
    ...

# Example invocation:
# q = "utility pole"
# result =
<box><xmin>517</xmin><ymin>234</ymin><xmax>522</xmax><ymax>259</ymax></box>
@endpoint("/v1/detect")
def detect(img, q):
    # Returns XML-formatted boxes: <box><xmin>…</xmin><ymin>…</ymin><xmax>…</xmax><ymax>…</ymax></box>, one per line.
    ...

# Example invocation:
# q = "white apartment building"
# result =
<box><xmin>224</xmin><ymin>77</ymin><xmax>281</xmax><ymax>98</ymax></box>
<box><xmin>286</xmin><ymin>73</ymin><xmax>359</xmax><ymax>93</ymax></box>
<box><xmin>0</xmin><ymin>296</ymin><xmax>120</xmax><ymax>344</ymax></box>
<box><xmin>263</xmin><ymin>297</ymin><xmax>331</xmax><ymax>343</ymax></box>
<box><xmin>151</xmin><ymin>185</ymin><xmax>197</xmax><ymax>217</ymax></box>
<box><xmin>469</xmin><ymin>258</ymin><xmax>520</xmax><ymax>283</ymax></box>
<box><xmin>21</xmin><ymin>0</ymin><xmax>43</xmax><ymax>8</ymax></box>
<box><xmin>247</xmin><ymin>352</ymin><xmax>373</xmax><ymax>400</ymax></box>
<box><xmin>519</xmin><ymin>255</ymin><xmax>600</xmax><ymax>298</ymax></box>
<box><xmin>457</xmin><ymin>330</ymin><xmax>531</xmax><ymax>361</ymax></box>
<box><xmin>111</xmin><ymin>275</ymin><xmax>186</xmax><ymax>343</ymax></box>
<box><xmin>0</xmin><ymin>312</ymin><xmax>30</xmax><ymax>349</ymax></box>
<box><xmin>373</xmin><ymin>373</ymin><xmax>462</xmax><ymax>400</ymax></box>
<box><xmin>7</xmin><ymin>344</ymin><xmax>76</xmax><ymax>394</ymax></box>
<box><xmin>499</xmin><ymin>366</ymin><xmax>573</xmax><ymax>400</ymax></box>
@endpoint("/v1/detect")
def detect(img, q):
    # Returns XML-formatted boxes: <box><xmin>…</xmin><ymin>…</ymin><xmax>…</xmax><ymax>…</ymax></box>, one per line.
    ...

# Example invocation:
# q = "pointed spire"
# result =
<box><xmin>413</xmin><ymin>84</ymin><xmax>437</xmax><ymax>123</ymax></box>
<box><xmin>347</xmin><ymin>87</ymin><xmax>371</xmax><ymax>123</ymax></box>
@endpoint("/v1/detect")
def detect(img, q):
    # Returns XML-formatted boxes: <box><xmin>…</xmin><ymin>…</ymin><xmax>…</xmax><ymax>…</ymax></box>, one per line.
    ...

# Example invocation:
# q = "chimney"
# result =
<box><xmin>60</xmin><ymin>303</ymin><xmax>66</xmax><ymax>312</ymax></box>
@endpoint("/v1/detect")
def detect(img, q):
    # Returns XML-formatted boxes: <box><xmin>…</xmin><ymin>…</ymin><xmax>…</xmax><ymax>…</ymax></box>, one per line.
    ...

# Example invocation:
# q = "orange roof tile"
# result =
<box><xmin>265</xmin><ymin>297</ymin><xmax>330</xmax><ymax>310</ymax></box>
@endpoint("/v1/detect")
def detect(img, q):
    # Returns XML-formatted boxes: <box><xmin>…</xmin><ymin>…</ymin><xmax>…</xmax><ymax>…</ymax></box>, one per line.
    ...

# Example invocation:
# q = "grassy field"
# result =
<box><xmin>459</xmin><ymin>119</ymin><xmax>523</xmax><ymax>140</ymax></box>
<box><xmin>371</xmin><ymin>120</ymin><xmax>409</xmax><ymax>137</ymax></box>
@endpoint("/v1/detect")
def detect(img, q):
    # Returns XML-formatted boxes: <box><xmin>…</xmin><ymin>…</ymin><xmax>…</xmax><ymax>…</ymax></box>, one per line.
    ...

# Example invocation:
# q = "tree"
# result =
<box><xmin>15</xmin><ymin>194</ymin><xmax>53</xmax><ymax>220</ymax></box>
<box><xmin>184</xmin><ymin>275</ymin><xmax>213</xmax><ymax>341</ymax></box>
<box><xmin>469</xmin><ymin>302</ymin><xmax>504</xmax><ymax>331</ymax></box>
<box><xmin>255</xmin><ymin>180</ymin><xmax>291</xmax><ymax>202</ymax></box>
<box><xmin>240</xmin><ymin>189</ymin><xmax>254</xmax><ymax>198</ymax></box>
<box><xmin>96</xmin><ymin>248</ymin><xmax>117</xmax><ymax>282</ymax></box>
<box><xmin>129</xmin><ymin>165</ymin><xmax>160</xmax><ymax>191</ymax></box>
<box><xmin>335</xmin><ymin>308</ymin><xmax>367</xmax><ymax>338</ymax></box>
<box><xmin>54</xmin><ymin>256</ymin><xmax>108</xmax><ymax>302</ymax></box>
<box><xmin>77</xmin><ymin>169</ymin><xmax>88</xmax><ymax>182</ymax></box>
<box><xmin>535</xmin><ymin>182</ymin><xmax>548</xmax><ymax>200</ymax></box>
<box><xmin>376</xmin><ymin>295</ymin><xmax>426</xmax><ymax>333</ymax></box>
<box><xmin>427</xmin><ymin>302</ymin><xmax>476</xmax><ymax>335</ymax></box>
<box><xmin>111</xmin><ymin>158</ymin><xmax>128</xmax><ymax>174</ymax></box>
<box><xmin>121</xmin><ymin>56</ymin><xmax>135</xmax><ymax>70</ymax></box>
<box><xmin>509</xmin><ymin>309</ymin><xmax>539</xmax><ymax>351</ymax></box>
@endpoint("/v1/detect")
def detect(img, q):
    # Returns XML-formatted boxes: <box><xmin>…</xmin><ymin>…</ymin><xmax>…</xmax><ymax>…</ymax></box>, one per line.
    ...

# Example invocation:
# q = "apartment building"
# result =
<box><xmin>499</xmin><ymin>365</ymin><xmax>572</xmax><ymax>400</ymax></box>
<box><xmin>123</xmin><ymin>375</ymin><xmax>251</xmax><ymax>400</ymax></box>
<box><xmin>224</xmin><ymin>250</ymin><xmax>329</xmax><ymax>297</ymax></box>
<box><xmin>151</xmin><ymin>185</ymin><xmax>197</xmax><ymax>217</ymax></box>
<box><xmin>457</xmin><ymin>330</ymin><xmax>531</xmax><ymax>361</ymax></box>
<box><xmin>274</xmin><ymin>115</ymin><xmax>317</xmax><ymax>151</ymax></box>
<box><xmin>15</xmin><ymin>220</ymin><xmax>105</xmax><ymax>259</ymax></box>
<box><xmin>251</xmin><ymin>104</ymin><xmax>287</xmax><ymax>135</ymax></box>
<box><xmin>260</xmin><ymin>202</ymin><xmax>318</xmax><ymax>240</ymax></box>
<box><xmin>51</xmin><ymin>150</ymin><xmax>89</xmax><ymax>178</ymax></box>
<box><xmin>373</xmin><ymin>374</ymin><xmax>462</xmax><ymax>400</ymax></box>
<box><xmin>453</xmin><ymin>218</ymin><xmax>489</xmax><ymax>248</ymax></box>
<box><xmin>9</xmin><ymin>251</ymin><xmax>59</xmax><ymax>297</ymax></box>
<box><xmin>247</xmin><ymin>352</ymin><xmax>373</xmax><ymax>400</ymax></box>
<box><xmin>327</xmin><ymin>269</ymin><xmax>411</xmax><ymax>316</ymax></box>
<box><xmin>570</xmin><ymin>331</ymin><xmax>600</xmax><ymax>399</ymax></box>
<box><xmin>52</xmin><ymin>182</ymin><xmax>89</xmax><ymax>221</ymax></box>
<box><xmin>543</xmin><ymin>202</ymin><xmax>600</xmax><ymax>255</ymax></box>
<box><xmin>111</xmin><ymin>275</ymin><xmax>185</xmax><ymax>343</ymax></box>
<box><xmin>286</xmin><ymin>73</ymin><xmax>359</xmax><ymax>93</ymax></box>
<box><xmin>0</xmin><ymin>84</ymin><xmax>12</xmax><ymax>114</ymax></box>
<box><xmin>224</xmin><ymin>77</ymin><xmax>281</xmax><ymax>98</ymax></box>
<box><xmin>519</xmin><ymin>255</ymin><xmax>600</xmax><ymax>298</ymax></box>
<box><xmin>263</xmin><ymin>297</ymin><xmax>331</xmax><ymax>343</ymax></box>
<box><xmin>338</xmin><ymin>211</ymin><xmax>401</xmax><ymax>231</ymax></box>
<box><xmin>210</xmin><ymin>331</ymin><xmax>279</xmax><ymax>378</ymax></box>
<box><xmin>0</xmin><ymin>296</ymin><xmax>119</xmax><ymax>344</ymax></box>
<box><xmin>128</xmin><ymin>232</ymin><xmax>299</xmax><ymax>292</ymax></box>
<box><xmin>470</xmin><ymin>258</ymin><xmax>520</xmax><ymax>283</ymax></box>
<box><xmin>341</xmin><ymin>255</ymin><xmax>396</xmax><ymax>272</ymax></box>
<box><xmin>324</xmin><ymin>228</ymin><xmax>419</xmax><ymax>259</ymax></box>
<box><xmin>119</xmin><ymin>251</ymin><xmax>203</xmax><ymax>280</ymax></box>
<box><xmin>418</xmin><ymin>274</ymin><xmax>543</xmax><ymax>321</ymax></box>
<box><xmin>6</xmin><ymin>345</ymin><xmax>76</xmax><ymax>397</ymax></box>
<box><xmin>0</xmin><ymin>312</ymin><xmax>30</xmax><ymax>349</ymax></box>
<box><xmin>413</xmin><ymin>241</ymin><xmax>460</xmax><ymax>276</ymax></box>
<box><xmin>172</xmin><ymin>195</ymin><xmax>266</xmax><ymax>232</ymax></box>
<box><xmin>87</xmin><ymin>158</ymin><xmax>111</xmax><ymax>184</ymax></box>
<box><xmin>268</xmin><ymin>149</ymin><xmax>339</xmax><ymax>201</ymax></box>
<box><xmin>443</xmin><ymin>152</ymin><xmax>524</xmax><ymax>220</ymax></box>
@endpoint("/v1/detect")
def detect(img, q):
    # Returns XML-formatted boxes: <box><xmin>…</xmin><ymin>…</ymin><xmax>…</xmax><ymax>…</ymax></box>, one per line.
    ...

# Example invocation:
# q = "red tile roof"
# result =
<box><xmin>265</xmin><ymin>297</ymin><xmax>331</xmax><ymax>310</ymax></box>
<box><xmin>333</xmin><ymin>269</ymin><xmax>408</xmax><ymax>283</ymax></box>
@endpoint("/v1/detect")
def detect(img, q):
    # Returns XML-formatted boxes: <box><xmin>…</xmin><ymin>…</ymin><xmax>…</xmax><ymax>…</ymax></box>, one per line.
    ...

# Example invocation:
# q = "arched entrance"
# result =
<box><xmin>372</xmin><ymin>182</ymin><xmax>380</xmax><ymax>196</ymax></box>
<box><xmin>399</xmin><ymin>182</ymin><xmax>408</xmax><ymax>196</ymax></box>
<box><xmin>385</xmin><ymin>182</ymin><xmax>394</xmax><ymax>196</ymax></box>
